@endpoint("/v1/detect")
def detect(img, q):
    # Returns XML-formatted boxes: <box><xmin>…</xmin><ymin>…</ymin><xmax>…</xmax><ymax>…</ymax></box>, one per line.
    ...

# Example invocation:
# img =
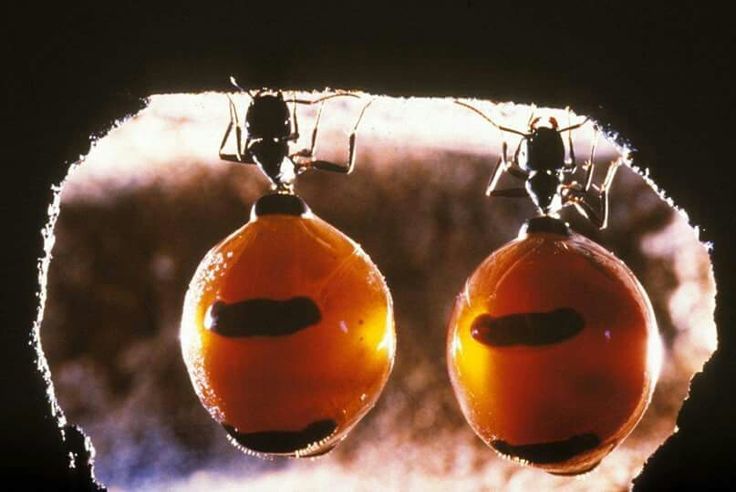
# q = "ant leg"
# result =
<box><xmin>307</xmin><ymin>101</ymin><xmax>325</xmax><ymax>156</ymax></box>
<box><xmin>488</xmin><ymin>141</ymin><xmax>529</xmax><ymax>197</ymax></box>
<box><xmin>565</xmin><ymin>159</ymin><xmax>620</xmax><ymax>228</ymax></box>
<box><xmin>291</xmin><ymin>92</ymin><xmax>360</xmax><ymax>162</ymax></box>
<box><xmin>583</xmin><ymin>126</ymin><xmax>600</xmax><ymax>190</ymax></box>
<box><xmin>490</xmin><ymin>188</ymin><xmax>528</xmax><ymax>198</ymax></box>
<box><xmin>590</xmin><ymin>160</ymin><xmax>621</xmax><ymax>228</ymax></box>
<box><xmin>219</xmin><ymin>94</ymin><xmax>254</xmax><ymax>164</ymax></box>
<box><xmin>599</xmin><ymin>158</ymin><xmax>621</xmax><ymax>196</ymax></box>
<box><xmin>486</xmin><ymin>140</ymin><xmax>529</xmax><ymax>196</ymax></box>
<box><xmin>511</xmin><ymin>137</ymin><xmax>525</xmax><ymax>169</ymax></box>
<box><xmin>507</xmin><ymin>167</ymin><xmax>528</xmax><ymax>179</ymax></box>
<box><xmin>288</xmin><ymin>92</ymin><xmax>301</xmax><ymax>141</ymax></box>
<box><xmin>486</xmin><ymin>154</ymin><xmax>506</xmax><ymax>196</ymax></box>
<box><xmin>287</xmin><ymin>90</ymin><xmax>349</xmax><ymax>142</ymax></box>
<box><xmin>560</xmin><ymin>184</ymin><xmax>602</xmax><ymax>227</ymax></box>
<box><xmin>455</xmin><ymin>100</ymin><xmax>531</xmax><ymax>195</ymax></box>
<box><xmin>572</xmin><ymin>199</ymin><xmax>604</xmax><ymax>228</ymax></box>
<box><xmin>498</xmin><ymin>140</ymin><xmax>522</xmax><ymax>180</ymax></box>
<box><xmin>454</xmin><ymin>99</ymin><xmax>530</xmax><ymax>176</ymax></box>
<box><xmin>498</xmin><ymin>138</ymin><xmax>527</xmax><ymax>179</ymax></box>
<box><xmin>564</xmin><ymin>107</ymin><xmax>578</xmax><ymax>172</ymax></box>
<box><xmin>526</xmin><ymin>104</ymin><xmax>537</xmax><ymax>129</ymax></box>
<box><xmin>308</xmin><ymin>99</ymin><xmax>373</xmax><ymax>174</ymax></box>
<box><xmin>292</xmin><ymin>100</ymin><xmax>325</xmax><ymax>159</ymax></box>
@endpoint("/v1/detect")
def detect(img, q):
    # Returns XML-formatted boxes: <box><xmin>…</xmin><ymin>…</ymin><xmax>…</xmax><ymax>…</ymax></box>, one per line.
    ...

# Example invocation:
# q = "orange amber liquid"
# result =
<box><xmin>181</xmin><ymin>209</ymin><xmax>395</xmax><ymax>457</ymax></box>
<box><xmin>447</xmin><ymin>230</ymin><xmax>661</xmax><ymax>475</ymax></box>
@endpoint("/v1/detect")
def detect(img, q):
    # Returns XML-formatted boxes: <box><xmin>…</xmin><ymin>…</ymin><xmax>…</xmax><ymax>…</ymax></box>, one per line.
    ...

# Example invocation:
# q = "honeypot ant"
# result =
<box><xmin>219</xmin><ymin>78</ymin><xmax>372</xmax><ymax>192</ymax></box>
<box><xmin>455</xmin><ymin>101</ymin><xmax>619</xmax><ymax>229</ymax></box>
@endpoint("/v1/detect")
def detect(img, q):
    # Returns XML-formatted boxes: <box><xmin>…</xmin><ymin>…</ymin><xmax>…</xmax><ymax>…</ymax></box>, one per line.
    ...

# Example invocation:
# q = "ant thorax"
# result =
<box><xmin>273</xmin><ymin>159</ymin><xmax>298</xmax><ymax>192</ymax></box>
<box><xmin>525</xmin><ymin>170</ymin><xmax>563</xmax><ymax>216</ymax></box>
<box><xmin>261</xmin><ymin>155</ymin><xmax>297</xmax><ymax>192</ymax></box>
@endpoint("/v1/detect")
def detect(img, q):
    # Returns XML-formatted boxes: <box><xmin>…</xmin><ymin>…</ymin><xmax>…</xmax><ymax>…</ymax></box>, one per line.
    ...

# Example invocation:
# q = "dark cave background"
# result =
<box><xmin>2</xmin><ymin>3</ymin><xmax>735</xmax><ymax>490</ymax></box>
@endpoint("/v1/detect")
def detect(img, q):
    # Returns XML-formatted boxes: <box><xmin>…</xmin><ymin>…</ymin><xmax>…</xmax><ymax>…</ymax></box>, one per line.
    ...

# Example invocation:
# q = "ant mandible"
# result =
<box><xmin>219</xmin><ymin>77</ymin><xmax>372</xmax><ymax>192</ymax></box>
<box><xmin>455</xmin><ymin>101</ymin><xmax>620</xmax><ymax>229</ymax></box>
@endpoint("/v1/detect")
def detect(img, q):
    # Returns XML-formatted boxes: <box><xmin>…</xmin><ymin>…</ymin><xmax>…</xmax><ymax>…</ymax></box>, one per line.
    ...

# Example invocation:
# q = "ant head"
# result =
<box><xmin>251</xmin><ymin>88</ymin><xmax>285</xmax><ymax>99</ymax></box>
<box><xmin>246</xmin><ymin>91</ymin><xmax>291</xmax><ymax>139</ymax></box>
<box><xmin>530</xmin><ymin>116</ymin><xmax>559</xmax><ymax>131</ymax></box>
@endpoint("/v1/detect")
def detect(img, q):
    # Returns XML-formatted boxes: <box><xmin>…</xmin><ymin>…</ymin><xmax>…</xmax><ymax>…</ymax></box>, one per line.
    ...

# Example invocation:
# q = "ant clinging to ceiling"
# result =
<box><xmin>219</xmin><ymin>77</ymin><xmax>373</xmax><ymax>193</ymax></box>
<box><xmin>455</xmin><ymin>100</ymin><xmax>620</xmax><ymax>229</ymax></box>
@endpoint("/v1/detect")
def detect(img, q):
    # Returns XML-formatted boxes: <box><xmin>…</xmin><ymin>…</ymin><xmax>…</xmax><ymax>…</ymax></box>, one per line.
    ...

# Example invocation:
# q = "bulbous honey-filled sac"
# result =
<box><xmin>181</xmin><ymin>193</ymin><xmax>395</xmax><ymax>457</ymax></box>
<box><xmin>447</xmin><ymin>218</ymin><xmax>662</xmax><ymax>475</ymax></box>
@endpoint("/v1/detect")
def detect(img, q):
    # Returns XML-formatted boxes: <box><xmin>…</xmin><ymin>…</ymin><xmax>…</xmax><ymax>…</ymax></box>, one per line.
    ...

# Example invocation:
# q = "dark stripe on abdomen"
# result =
<box><xmin>223</xmin><ymin>419</ymin><xmax>337</xmax><ymax>454</ymax></box>
<box><xmin>490</xmin><ymin>433</ymin><xmax>600</xmax><ymax>464</ymax></box>
<box><xmin>471</xmin><ymin>308</ymin><xmax>584</xmax><ymax>347</ymax></box>
<box><xmin>206</xmin><ymin>298</ymin><xmax>321</xmax><ymax>337</ymax></box>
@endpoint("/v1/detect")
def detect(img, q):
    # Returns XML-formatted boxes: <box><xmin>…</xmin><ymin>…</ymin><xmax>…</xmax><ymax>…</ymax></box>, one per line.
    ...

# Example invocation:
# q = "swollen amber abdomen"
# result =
<box><xmin>447</xmin><ymin>227</ymin><xmax>661</xmax><ymax>475</ymax></box>
<box><xmin>181</xmin><ymin>194</ymin><xmax>395</xmax><ymax>457</ymax></box>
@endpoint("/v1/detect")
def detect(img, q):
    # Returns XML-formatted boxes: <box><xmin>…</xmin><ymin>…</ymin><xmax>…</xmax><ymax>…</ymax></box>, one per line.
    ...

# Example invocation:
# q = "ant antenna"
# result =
<box><xmin>229</xmin><ymin>76</ymin><xmax>255</xmax><ymax>98</ymax></box>
<box><xmin>229</xmin><ymin>76</ymin><xmax>244</xmax><ymax>90</ymax></box>
<box><xmin>454</xmin><ymin>100</ymin><xmax>529</xmax><ymax>137</ymax></box>
<box><xmin>526</xmin><ymin>104</ymin><xmax>537</xmax><ymax>129</ymax></box>
<box><xmin>292</xmin><ymin>92</ymin><xmax>362</xmax><ymax>106</ymax></box>
<box><xmin>557</xmin><ymin>114</ymin><xmax>590</xmax><ymax>133</ymax></box>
